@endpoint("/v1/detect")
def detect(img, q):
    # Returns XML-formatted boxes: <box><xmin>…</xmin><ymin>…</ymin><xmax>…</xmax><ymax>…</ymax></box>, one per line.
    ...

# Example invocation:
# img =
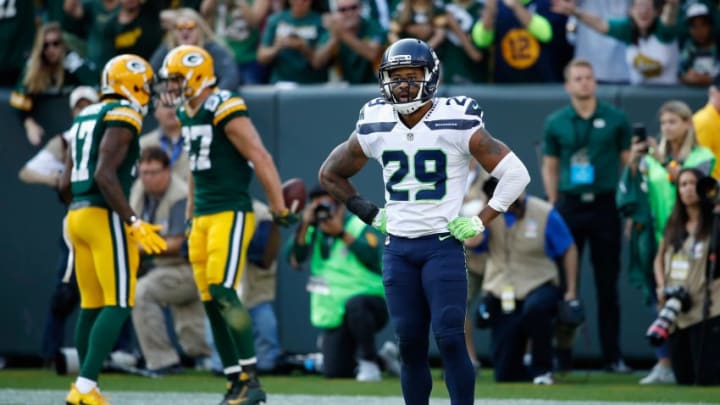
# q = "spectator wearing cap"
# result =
<box><xmin>18</xmin><ymin>86</ymin><xmax>99</xmax><ymax>367</ymax></box>
<box><xmin>679</xmin><ymin>1</ymin><xmax>719</xmax><ymax>87</ymax></box>
<box><xmin>10</xmin><ymin>22</ymin><xmax>98</xmax><ymax>146</ymax></box>
<box><xmin>693</xmin><ymin>73</ymin><xmax>720</xmax><ymax>179</ymax></box>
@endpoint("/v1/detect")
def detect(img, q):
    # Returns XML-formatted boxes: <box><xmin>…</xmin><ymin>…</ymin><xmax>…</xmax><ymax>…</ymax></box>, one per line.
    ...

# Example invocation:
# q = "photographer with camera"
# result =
<box><xmin>618</xmin><ymin>100</ymin><xmax>715</xmax><ymax>384</ymax></box>
<box><xmin>466</xmin><ymin>179</ymin><xmax>579</xmax><ymax>385</ymax></box>
<box><xmin>649</xmin><ymin>168</ymin><xmax>720</xmax><ymax>385</ymax></box>
<box><xmin>287</xmin><ymin>185</ymin><xmax>392</xmax><ymax>381</ymax></box>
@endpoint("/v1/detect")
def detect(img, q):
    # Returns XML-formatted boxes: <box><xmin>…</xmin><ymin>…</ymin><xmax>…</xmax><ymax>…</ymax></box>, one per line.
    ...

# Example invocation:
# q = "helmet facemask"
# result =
<box><xmin>377</xmin><ymin>40</ymin><xmax>440</xmax><ymax>115</ymax></box>
<box><xmin>380</xmin><ymin>66</ymin><xmax>436</xmax><ymax>115</ymax></box>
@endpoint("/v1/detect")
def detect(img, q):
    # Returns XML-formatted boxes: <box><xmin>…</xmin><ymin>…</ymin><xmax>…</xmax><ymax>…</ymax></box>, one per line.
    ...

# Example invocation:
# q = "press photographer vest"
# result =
<box><xmin>663</xmin><ymin>235</ymin><xmax>720</xmax><ymax>329</ymax></box>
<box><xmin>129</xmin><ymin>174</ymin><xmax>188</xmax><ymax>268</ymax></box>
<box><xmin>483</xmin><ymin>196</ymin><xmax>559</xmax><ymax>300</ymax></box>
<box><xmin>307</xmin><ymin>215</ymin><xmax>384</xmax><ymax>329</ymax></box>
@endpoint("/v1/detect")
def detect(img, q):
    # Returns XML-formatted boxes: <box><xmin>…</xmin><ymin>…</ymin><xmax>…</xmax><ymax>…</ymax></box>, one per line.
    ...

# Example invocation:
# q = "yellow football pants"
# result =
<box><xmin>189</xmin><ymin>210</ymin><xmax>255</xmax><ymax>301</ymax></box>
<box><xmin>66</xmin><ymin>206</ymin><xmax>139</xmax><ymax>308</ymax></box>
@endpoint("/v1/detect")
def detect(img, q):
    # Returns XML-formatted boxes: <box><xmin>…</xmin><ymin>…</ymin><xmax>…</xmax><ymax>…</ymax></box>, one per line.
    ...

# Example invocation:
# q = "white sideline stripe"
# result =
<box><xmin>0</xmin><ymin>390</ymin><xmax>716</xmax><ymax>405</ymax></box>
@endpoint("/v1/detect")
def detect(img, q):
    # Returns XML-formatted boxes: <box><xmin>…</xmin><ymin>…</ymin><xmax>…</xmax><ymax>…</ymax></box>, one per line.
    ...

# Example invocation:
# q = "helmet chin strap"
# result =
<box><xmin>120</xmin><ymin>85</ymin><xmax>147</xmax><ymax>115</ymax></box>
<box><xmin>392</xmin><ymin>99</ymin><xmax>428</xmax><ymax>115</ymax></box>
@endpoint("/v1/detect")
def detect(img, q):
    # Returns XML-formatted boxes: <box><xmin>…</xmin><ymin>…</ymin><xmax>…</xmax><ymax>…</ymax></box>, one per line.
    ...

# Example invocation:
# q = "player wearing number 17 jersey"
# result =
<box><xmin>319</xmin><ymin>38</ymin><xmax>530</xmax><ymax>404</ymax></box>
<box><xmin>60</xmin><ymin>54</ymin><xmax>167</xmax><ymax>405</ymax></box>
<box><xmin>158</xmin><ymin>45</ymin><xmax>295</xmax><ymax>405</ymax></box>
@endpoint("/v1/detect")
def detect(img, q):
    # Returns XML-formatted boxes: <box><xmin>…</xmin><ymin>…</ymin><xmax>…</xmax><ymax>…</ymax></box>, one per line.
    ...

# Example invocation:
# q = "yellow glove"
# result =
<box><xmin>127</xmin><ymin>219</ymin><xmax>167</xmax><ymax>254</ymax></box>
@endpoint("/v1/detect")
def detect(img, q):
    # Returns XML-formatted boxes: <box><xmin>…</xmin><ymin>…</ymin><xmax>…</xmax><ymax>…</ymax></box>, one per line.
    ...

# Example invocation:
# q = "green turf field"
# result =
<box><xmin>1</xmin><ymin>369</ymin><xmax>719</xmax><ymax>403</ymax></box>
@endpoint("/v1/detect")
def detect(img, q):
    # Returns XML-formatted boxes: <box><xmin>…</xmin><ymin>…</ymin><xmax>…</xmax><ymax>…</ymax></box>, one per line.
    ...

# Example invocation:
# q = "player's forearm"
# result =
<box><xmin>59</xmin><ymin>154</ymin><xmax>73</xmax><ymax>204</ymax></box>
<box><xmin>95</xmin><ymin>170</ymin><xmax>135</xmax><ymax>221</ymax></box>
<box><xmin>486</xmin><ymin>152</ymin><xmax>530</xmax><ymax>212</ymax></box>
<box><xmin>319</xmin><ymin>165</ymin><xmax>359</xmax><ymax>204</ymax></box>
<box><xmin>253</xmin><ymin>153</ymin><xmax>285</xmax><ymax>213</ymax></box>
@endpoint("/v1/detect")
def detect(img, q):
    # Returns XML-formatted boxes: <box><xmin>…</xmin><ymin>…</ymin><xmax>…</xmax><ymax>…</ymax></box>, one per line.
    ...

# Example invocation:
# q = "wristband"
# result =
<box><xmin>125</xmin><ymin>214</ymin><xmax>138</xmax><ymax>226</ymax></box>
<box><xmin>346</xmin><ymin>195</ymin><xmax>379</xmax><ymax>225</ymax></box>
<box><xmin>334</xmin><ymin>230</ymin><xmax>347</xmax><ymax>239</ymax></box>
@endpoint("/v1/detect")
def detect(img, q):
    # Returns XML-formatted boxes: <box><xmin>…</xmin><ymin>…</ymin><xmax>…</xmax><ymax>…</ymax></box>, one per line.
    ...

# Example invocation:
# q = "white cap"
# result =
<box><xmin>686</xmin><ymin>2</ymin><xmax>710</xmax><ymax>20</ymax></box>
<box><xmin>69</xmin><ymin>86</ymin><xmax>99</xmax><ymax>109</ymax></box>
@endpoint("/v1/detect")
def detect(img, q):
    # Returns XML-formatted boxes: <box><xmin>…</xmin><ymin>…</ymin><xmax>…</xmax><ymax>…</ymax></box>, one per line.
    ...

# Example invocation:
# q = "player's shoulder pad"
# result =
<box><xmin>442</xmin><ymin>96</ymin><xmax>484</xmax><ymax>118</ymax></box>
<box><xmin>359</xmin><ymin>97</ymin><xmax>390</xmax><ymax>121</ymax></box>
<box><xmin>208</xmin><ymin>90</ymin><xmax>248</xmax><ymax>125</ymax></box>
<box><xmin>103</xmin><ymin>102</ymin><xmax>143</xmax><ymax>133</ymax></box>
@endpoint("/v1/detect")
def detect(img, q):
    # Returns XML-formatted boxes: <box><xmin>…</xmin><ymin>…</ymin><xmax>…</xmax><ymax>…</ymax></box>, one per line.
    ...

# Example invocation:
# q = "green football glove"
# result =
<box><xmin>273</xmin><ymin>208</ymin><xmax>300</xmax><ymax>227</ymax></box>
<box><xmin>448</xmin><ymin>216</ymin><xmax>485</xmax><ymax>242</ymax></box>
<box><xmin>371</xmin><ymin>208</ymin><xmax>387</xmax><ymax>234</ymax></box>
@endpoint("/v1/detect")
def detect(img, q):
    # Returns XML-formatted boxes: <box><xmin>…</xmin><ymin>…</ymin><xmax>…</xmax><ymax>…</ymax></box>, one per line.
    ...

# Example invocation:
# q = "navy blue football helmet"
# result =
<box><xmin>378</xmin><ymin>38</ymin><xmax>440</xmax><ymax>115</ymax></box>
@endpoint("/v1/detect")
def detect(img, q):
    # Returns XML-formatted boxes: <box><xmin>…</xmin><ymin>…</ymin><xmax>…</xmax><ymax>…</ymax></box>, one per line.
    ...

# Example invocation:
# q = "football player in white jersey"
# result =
<box><xmin>319</xmin><ymin>38</ymin><xmax>530</xmax><ymax>404</ymax></box>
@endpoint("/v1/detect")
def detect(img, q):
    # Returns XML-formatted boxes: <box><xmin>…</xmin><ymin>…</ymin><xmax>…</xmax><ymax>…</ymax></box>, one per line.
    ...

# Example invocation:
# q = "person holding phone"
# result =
<box><xmin>618</xmin><ymin>100</ymin><xmax>715</xmax><ymax>384</ymax></box>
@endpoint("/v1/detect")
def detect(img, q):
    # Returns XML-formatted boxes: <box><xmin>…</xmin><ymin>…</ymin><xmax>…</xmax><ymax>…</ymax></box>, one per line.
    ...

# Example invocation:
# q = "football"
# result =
<box><xmin>282</xmin><ymin>178</ymin><xmax>307</xmax><ymax>214</ymax></box>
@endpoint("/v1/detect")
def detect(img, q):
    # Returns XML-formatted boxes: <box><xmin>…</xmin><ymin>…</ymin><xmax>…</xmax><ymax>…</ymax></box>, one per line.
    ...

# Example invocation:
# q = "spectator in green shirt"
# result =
<box><xmin>542</xmin><ymin>58</ymin><xmax>632</xmax><ymax>373</ymax></box>
<box><xmin>257</xmin><ymin>0</ymin><xmax>328</xmax><ymax>84</ymax></box>
<box><xmin>287</xmin><ymin>184</ymin><xmax>390</xmax><ymax>381</ymax></box>
<box><xmin>312</xmin><ymin>0</ymin><xmax>386</xmax><ymax>84</ymax></box>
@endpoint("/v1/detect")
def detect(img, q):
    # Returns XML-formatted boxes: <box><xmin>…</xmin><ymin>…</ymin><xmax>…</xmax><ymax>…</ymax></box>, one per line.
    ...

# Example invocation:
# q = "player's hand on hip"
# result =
<box><xmin>127</xmin><ymin>219</ymin><xmax>167</xmax><ymax>254</ymax></box>
<box><xmin>448</xmin><ymin>216</ymin><xmax>485</xmax><ymax>241</ymax></box>
<box><xmin>371</xmin><ymin>208</ymin><xmax>387</xmax><ymax>234</ymax></box>
<box><xmin>273</xmin><ymin>208</ymin><xmax>300</xmax><ymax>227</ymax></box>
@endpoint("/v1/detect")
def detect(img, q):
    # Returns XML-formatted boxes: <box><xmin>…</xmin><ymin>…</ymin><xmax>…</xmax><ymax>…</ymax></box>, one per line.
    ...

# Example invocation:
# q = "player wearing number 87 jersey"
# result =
<box><xmin>59</xmin><ymin>54</ymin><xmax>166</xmax><ymax>405</ymax></box>
<box><xmin>158</xmin><ymin>45</ymin><xmax>295</xmax><ymax>405</ymax></box>
<box><xmin>319</xmin><ymin>38</ymin><xmax>530</xmax><ymax>404</ymax></box>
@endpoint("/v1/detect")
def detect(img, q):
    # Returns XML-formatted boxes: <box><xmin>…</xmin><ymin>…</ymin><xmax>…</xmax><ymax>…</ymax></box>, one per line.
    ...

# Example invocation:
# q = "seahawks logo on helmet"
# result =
<box><xmin>125</xmin><ymin>59</ymin><xmax>147</xmax><ymax>73</ymax></box>
<box><xmin>182</xmin><ymin>52</ymin><xmax>205</xmax><ymax>67</ymax></box>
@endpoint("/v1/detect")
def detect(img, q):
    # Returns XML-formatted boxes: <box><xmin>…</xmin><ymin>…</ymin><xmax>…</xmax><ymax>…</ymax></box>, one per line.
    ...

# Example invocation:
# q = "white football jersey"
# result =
<box><xmin>356</xmin><ymin>96</ymin><xmax>485</xmax><ymax>238</ymax></box>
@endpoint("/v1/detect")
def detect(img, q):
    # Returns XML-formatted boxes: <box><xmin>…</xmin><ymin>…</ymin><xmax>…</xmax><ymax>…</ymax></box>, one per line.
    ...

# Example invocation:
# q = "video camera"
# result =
<box><xmin>646</xmin><ymin>286</ymin><xmax>692</xmax><ymax>346</ymax></box>
<box><xmin>697</xmin><ymin>175</ymin><xmax>720</xmax><ymax>204</ymax></box>
<box><xmin>314</xmin><ymin>200</ymin><xmax>337</xmax><ymax>222</ymax></box>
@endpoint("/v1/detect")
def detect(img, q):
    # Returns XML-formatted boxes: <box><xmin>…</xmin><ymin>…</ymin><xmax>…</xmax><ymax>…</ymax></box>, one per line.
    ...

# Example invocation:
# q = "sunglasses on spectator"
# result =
<box><xmin>175</xmin><ymin>20</ymin><xmax>197</xmax><ymax>30</ymax></box>
<box><xmin>337</xmin><ymin>4</ymin><xmax>359</xmax><ymax>12</ymax></box>
<box><xmin>43</xmin><ymin>40</ymin><xmax>62</xmax><ymax>49</ymax></box>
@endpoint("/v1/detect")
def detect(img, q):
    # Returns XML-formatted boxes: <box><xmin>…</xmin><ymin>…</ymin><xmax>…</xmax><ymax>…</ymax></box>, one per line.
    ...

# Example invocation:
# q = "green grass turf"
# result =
<box><xmin>1</xmin><ymin>369</ymin><xmax>719</xmax><ymax>403</ymax></box>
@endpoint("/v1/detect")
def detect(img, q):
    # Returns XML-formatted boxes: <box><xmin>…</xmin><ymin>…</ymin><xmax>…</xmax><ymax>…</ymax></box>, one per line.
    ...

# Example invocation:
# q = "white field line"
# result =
<box><xmin>0</xmin><ymin>389</ymin><xmax>718</xmax><ymax>405</ymax></box>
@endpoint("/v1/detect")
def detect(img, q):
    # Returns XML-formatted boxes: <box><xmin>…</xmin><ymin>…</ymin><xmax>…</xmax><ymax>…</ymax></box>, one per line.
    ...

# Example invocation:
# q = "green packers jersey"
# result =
<box><xmin>69</xmin><ymin>100</ymin><xmax>143</xmax><ymax>206</ymax></box>
<box><xmin>178</xmin><ymin>89</ymin><xmax>253</xmax><ymax>215</ymax></box>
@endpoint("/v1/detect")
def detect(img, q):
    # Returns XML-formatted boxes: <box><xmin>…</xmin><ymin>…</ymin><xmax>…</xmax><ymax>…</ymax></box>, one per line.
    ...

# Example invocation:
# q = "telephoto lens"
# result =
<box><xmin>645</xmin><ymin>286</ymin><xmax>692</xmax><ymax>346</ymax></box>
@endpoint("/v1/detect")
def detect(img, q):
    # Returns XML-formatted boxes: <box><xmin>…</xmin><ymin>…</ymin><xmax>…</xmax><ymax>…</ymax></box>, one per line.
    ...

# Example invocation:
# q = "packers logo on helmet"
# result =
<box><xmin>159</xmin><ymin>45</ymin><xmax>216</xmax><ymax>104</ymax></box>
<box><xmin>182</xmin><ymin>52</ymin><xmax>205</xmax><ymax>67</ymax></box>
<box><xmin>101</xmin><ymin>54</ymin><xmax>154</xmax><ymax>115</ymax></box>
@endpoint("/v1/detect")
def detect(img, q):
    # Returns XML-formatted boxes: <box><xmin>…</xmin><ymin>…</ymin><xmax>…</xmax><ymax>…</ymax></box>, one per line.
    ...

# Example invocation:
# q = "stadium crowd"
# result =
<box><xmin>5</xmin><ymin>1</ymin><xmax>720</xmax><ymax>402</ymax></box>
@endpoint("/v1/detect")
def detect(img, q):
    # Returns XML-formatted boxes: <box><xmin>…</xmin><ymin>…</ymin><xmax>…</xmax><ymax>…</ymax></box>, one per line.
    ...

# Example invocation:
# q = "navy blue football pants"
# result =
<box><xmin>383</xmin><ymin>233</ymin><xmax>474</xmax><ymax>405</ymax></box>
